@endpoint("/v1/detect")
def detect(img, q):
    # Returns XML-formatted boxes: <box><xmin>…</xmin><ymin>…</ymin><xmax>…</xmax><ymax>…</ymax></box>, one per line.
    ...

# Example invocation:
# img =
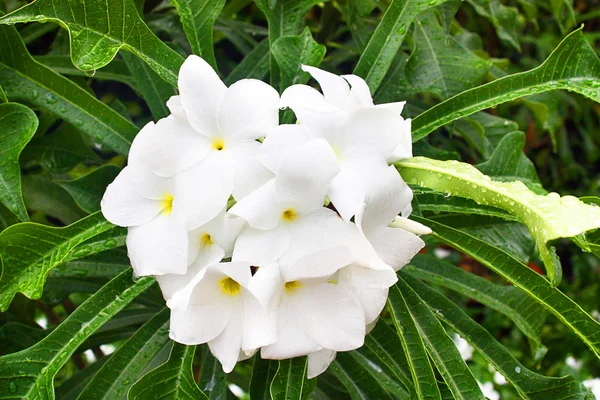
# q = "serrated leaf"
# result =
<box><xmin>353</xmin><ymin>0</ymin><xmax>451</xmax><ymax>93</ymax></box>
<box><xmin>225</xmin><ymin>39</ymin><xmax>270</xmax><ymax>85</ymax></box>
<box><xmin>401</xmin><ymin>272</ymin><xmax>593</xmax><ymax>400</ymax></box>
<box><xmin>412</xmin><ymin>27</ymin><xmax>600</xmax><ymax>141</ymax></box>
<box><xmin>393</xmin><ymin>276</ymin><xmax>485</xmax><ymax>400</ymax></box>
<box><xmin>0</xmin><ymin>102</ymin><xmax>37</xmax><ymax>221</ymax></box>
<box><xmin>406</xmin><ymin>11</ymin><xmax>490</xmax><ymax>99</ymax></box>
<box><xmin>0</xmin><ymin>270</ymin><xmax>154</xmax><ymax>399</ymax></box>
<box><xmin>0</xmin><ymin>0</ymin><xmax>184</xmax><ymax>86</ymax></box>
<box><xmin>55</xmin><ymin>165</ymin><xmax>121</xmax><ymax>214</ymax></box>
<box><xmin>414</xmin><ymin>215</ymin><xmax>600</xmax><ymax>360</ymax></box>
<box><xmin>387</xmin><ymin>285</ymin><xmax>441</xmax><ymax>400</ymax></box>
<box><xmin>0</xmin><ymin>24</ymin><xmax>138</xmax><ymax>155</ymax></box>
<box><xmin>272</xmin><ymin>27</ymin><xmax>326</xmax><ymax>92</ymax></box>
<box><xmin>466</xmin><ymin>0</ymin><xmax>521</xmax><ymax>51</ymax></box>
<box><xmin>250</xmin><ymin>356</ymin><xmax>279</xmax><ymax>400</ymax></box>
<box><xmin>78</xmin><ymin>308</ymin><xmax>170</xmax><ymax>399</ymax></box>
<box><xmin>396</xmin><ymin>156</ymin><xmax>600</xmax><ymax>284</ymax></box>
<box><xmin>171</xmin><ymin>0</ymin><xmax>226</xmax><ymax>70</ymax></box>
<box><xmin>128</xmin><ymin>343</ymin><xmax>209</xmax><ymax>400</ymax></box>
<box><xmin>0</xmin><ymin>211</ymin><xmax>115</xmax><ymax>311</ymax></box>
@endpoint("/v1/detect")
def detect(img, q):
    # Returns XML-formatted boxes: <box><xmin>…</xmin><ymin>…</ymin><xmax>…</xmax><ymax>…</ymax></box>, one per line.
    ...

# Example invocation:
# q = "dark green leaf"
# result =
<box><xmin>56</xmin><ymin>357</ymin><xmax>109</xmax><ymax>400</ymax></box>
<box><xmin>198</xmin><ymin>347</ymin><xmax>227</xmax><ymax>399</ymax></box>
<box><xmin>0</xmin><ymin>322</ymin><xmax>46</xmax><ymax>356</ymax></box>
<box><xmin>330</xmin><ymin>355</ymin><xmax>394</xmax><ymax>400</ymax></box>
<box><xmin>466</xmin><ymin>0</ymin><xmax>521</xmax><ymax>51</ymax></box>
<box><xmin>22</xmin><ymin>174</ymin><xmax>87</xmax><ymax>224</ymax></box>
<box><xmin>225</xmin><ymin>38</ymin><xmax>270</xmax><ymax>85</ymax></box>
<box><xmin>250</xmin><ymin>356</ymin><xmax>279</xmax><ymax>400</ymax></box>
<box><xmin>271</xmin><ymin>357</ymin><xmax>317</xmax><ymax>400</ymax></box>
<box><xmin>55</xmin><ymin>165</ymin><xmax>121</xmax><ymax>214</ymax></box>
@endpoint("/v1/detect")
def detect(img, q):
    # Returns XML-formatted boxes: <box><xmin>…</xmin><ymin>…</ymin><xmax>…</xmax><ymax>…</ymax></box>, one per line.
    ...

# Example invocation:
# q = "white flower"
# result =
<box><xmin>101</xmin><ymin>163</ymin><xmax>231</xmax><ymax>276</ymax></box>
<box><xmin>167</xmin><ymin>261</ymin><xmax>274</xmax><ymax>373</ymax></box>
<box><xmin>129</xmin><ymin>55</ymin><xmax>280</xmax><ymax>200</ymax></box>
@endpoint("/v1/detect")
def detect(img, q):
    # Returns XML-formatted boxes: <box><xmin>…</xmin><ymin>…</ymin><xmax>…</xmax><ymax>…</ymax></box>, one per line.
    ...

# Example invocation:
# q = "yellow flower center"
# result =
<box><xmin>161</xmin><ymin>195</ymin><xmax>174</xmax><ymax>215</ymax></box>
<box><xmin>212</xmin><ymin>138</ymin><xmax>225</xmax><ymax>151</ymax></box>
<box><xmin>200</xmin><ymin>233</ymin><xmax>213</xmax><ymax>248</ymax></box>
<box><xmin>281</xmin><ymin>208</ymin><xmax>297</xmax><ymax>222</ymax></box>
<box><xmin>284</xmin><ymin>280</ymin><xmax>301</xmax><ymax>293</ymax></box>
<box><xmin>219</xmin><ymin>277</ymin><xmax>241</xmax><ymax>297</ymax></box>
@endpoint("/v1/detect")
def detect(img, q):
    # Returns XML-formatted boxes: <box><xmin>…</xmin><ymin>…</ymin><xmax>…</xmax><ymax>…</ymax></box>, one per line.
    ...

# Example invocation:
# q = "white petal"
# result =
<box><xmin>248</xmin><ymin>263</ymin><xmax>283</xmax><ymax>312</ymax></box>
<box><xmin>220</xmin><ymin>215</ymin><xmax>246</xmax><ymax>257</ymax></box>
<box><xmin>282</xmin><ymin>246</ymin><xmax>353</xmax><ymax>281</ymax></box>
<box><xmin>228</xmin><ymin>180</ymin><xmax>282</xmax><ymax>230</ymax></box>
<box><xmin>390</xmin><ymin>217</ymin><xmax>432</xmax><ymax>235</ymax></box>
<box><xmin>341</xmin><ymin>74</ymin><xmax>373</xmax><ymax>109</ymax></box>
<box><xmin>307</xmin><ymin>349</ymin><xmax>337</xmax><ymax>379</ymax></box>
<box><xmin>187</xmin><ymin>209</ymin><xmax>243</xmax><ymax>263</ymax></box>
<box><xmin>242</xmin><ymin>289</ymin><xmax>277</xmax><ymax>351</ymax></box>
<box><xmin>126</xmin><ymin>213</ymin><xmax>188</xmax><ymax>276</ymax></box>
<box><xmin>208</xmin><ymin>304</ymin><xmax>244</xmax><ymax>373</ymax></box>
<box><xmin>301</xmin><ymin>65</ymin><xmax>350</xmax><ymax>109</ymax></box>
<box><xmin>128</xmin><ymin>117</ymin><xmax>210</xmax><ymax>177</ymax></box>
<box><xmin>232</xmin><ymin>225</ymin><xmax>290</xmax><ymax>266</ymax></box>
<box><xmin>169</xmin><ymin>300</ymin><xmax>231</xmax><ymax>345</ymax></box>
<box><xmin>178</xmin><ymin>55</ymin><xmax>227</xmax><ymax>135</ymax></box>
<box><xmin>369</xmin><ymin>227</ymin><xmax>425</xmax><ymax>271</ymax></box>
<box><xmin>228</xmin><ymin>142</ymin><xmax>275</xmax><ymax>201</ymax></box>
<box><xmin>217</xmin><ymin>79</ymin><xmax>280</xmax><ymax>142</ymax></box>
<box><xmin>351</xmin><ymin>287</ymin><xmax>389</xmax><ymax>325</ymax></box>
<box><xmin>299</xmin><ymin>282</ymin><xmax>365</xmax><ymax>351</ymax></box>
<box><xmin>390</xmin><ymin>118</ymin><xmax>413</xmax><ymax>162</ymax></box>
<box><xmin>259</xmin><ymin>124</ymin><xmax>309</xmax><ymax>172</ymax></box>
<box><xmin>375</xmin><ymin>101</ymin><xmax>406</xmax><ymax>116</ymax></box>
<box><xmin>280</xmin><ymin>84</ymin><xmax>338</xmax><ymax>115</ymax></box>
<box><xmin>166</xmin><ymin>95</ymin><xmax>186</xmax><ymax>119</ymax></box>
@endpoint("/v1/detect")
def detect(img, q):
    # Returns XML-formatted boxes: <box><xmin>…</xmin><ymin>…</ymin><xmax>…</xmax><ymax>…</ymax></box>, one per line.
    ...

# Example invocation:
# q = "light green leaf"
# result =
<box><xmin>387</xmin><ymin>285</ymin><xmax>441</xmax><ymax>400</ymax></box>
<box><xmin>0</xmin><ymin>85</ymin><xmax>7</xmax><ymax>102</ymax></box>
<box><xmin>0</xmin><ymin>211</ymin><xmax>114</xmax><ymax>311</ymax></box>
<box><xmin>466</xmin><ymin>0</ymin><xmax>521</xmax><ymax>51</ymax></box>
<box><xmin>272</xmin><ymin>27</ymin><xmax>326</xmax><ymax>92</ymax></box>
<box><xmin>404</xmin><ymin>254</ymin><xmax>548</xmax><ymax>346</ymax></box>
<box><xmin>271</xmin><ymin>357</ymin><xmax>317</xmax><ymax>400</ymax></box>
<box><xmin>55</xmin><ymin>165</ymin><xmax>121</xmax><ymax>214</ymax></box>
<box><xmin>225</xmin><ymin>38</ymin><xmax>270</xmax><ymax>85</ymax></box>
<box><xmin>198</xmin><ymin>347</ymin><xmax>227</xmax><ymax>399</ymax></box>
<box><xmin>0</xmin><ymin>102</ymin><xmax>37</xmax><ymax>221</ymax></box>
<box><xmin>0</xmin><ymin>0</ymin><xmax>184</xmax><ymax>86</ymax></box>
<box><xmin>171</xmin><ymin>0</ymin><xmax>226</xmax><ymax>70</ymax></box>
<box><xmin>64</xmin><ymin>226</ymin><xmax>127</xmax><ymax>263</ymax></box>
<box><xmin>0</xmin><ymin>24</ymin><xmax>138</xmax><ymax>156</ymax></box>
<box><xmin>396</xmin><ymin>156</ymin><xmax>600</xmax><ymax>284</ymax></box>
<box><xmin>414</xmin><ymin>215</ymin><xmax>600</xmax><ymax>360</ymax></box>
<box><xmin>78</xmin><ymin>308</ymin><xmax>170</xmax><ymax>399</ymax></box>
<box><xmin>128</xmin><ymin>343</ymin><xmax>208</xmax><ymax>400</ymax></box>
<box><xmin>401</xmin><ymin>272</ymin><xmax>591</xmax><ymax>400</ymax></box>
<box><xmin>406</xmin><ymin>11</ymin><xmax>490</xmax><ymax>99</ymax></box>
<box><xmin>394</xmin><ymin>275</ymin><xmax>485</xmax><ymax>400</ymax></box>
<box><xmin>0</xmin><ymin>269</ymin><xmax>154</xmax><ymax>399</ymax></box>
<box><xmin>250</xmin><ymin>356</ymin><xmax>278</xmax><ymax>400</ymax></box>
<box><xmin>353</xmin><ymin>0</ymin><xmax>451</xmax><ymax>93</ymax></box>
<box><xmin>415</xmin><ymin>190</ymin><xmax>517</xmax><ymax>221</ymax></box>
<box><xmin>412</xmin><ymin>27</ymin><xmax>600</xmax><ymax>141</ymax></box>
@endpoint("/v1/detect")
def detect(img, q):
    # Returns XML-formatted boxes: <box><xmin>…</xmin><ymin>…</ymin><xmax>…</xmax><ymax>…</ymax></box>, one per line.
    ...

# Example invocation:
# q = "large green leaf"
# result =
<box><xmin>404</xmin><ymin>254</ymin><xmax>548</xmax><ymax>346</ymax></box>
<box><xmin>0</xmin><ymin>0</ymin><xmax>184</xmax><ymax>86</ymax></box>
<box><xmin>171</xmin><ymin>0</ymin><xmax>226</xmax><ymax>70</ymax></box>
<box><xmin>329</xmin><ymin>357</ymin><xmax>394</xmax><ymax>400</ymax></box>
<box><xmin>415</xmin><ymin>190</ymin><xmax>517</xmax><ymax>221</ymax></box>
<box><xmin>271</xmin><ymin>357</ymin><xmax>317</xmax><ymax>400</ymax></box>
<box><xmin>250</xmin><ymin>356</ymin><xmax>279</xmax><ymax>400</ymax></box>
<box><xmin>55</xmin><ymin>165</ymin><xmax>121</xmax><ymax>214</ymax></box>
<box><xmin>414</xmin><ymin>215</ymin><xmax>600</xmax><ymax>360</ymax></box>
<box><xmin>394</xmin><ymin>275</ymin><xmax>484</xmax><ymax>400</ymax></box>
<box><xmin>406</xmin><ymin>11</ymin><xmax>490</xmax><ymax>99</ymax></box>
<box><xmin>353</xmin><ymin>0</ymin><xmax>451</xmax><ymax>93</ymax></box>
<box><xmin>387</xmin><ymin>285</ymin><xmax>441</xmax><ymax>400</ymax></box>
<box><xmin>0</xmin><ymin>211</ymin><xmax>114</xmax><ymax>311</ymax></box>
<box><xmin>197</xmin><ymin>347</ymin><xmax>227</xmax><ymax>399</ymax></box>
<box><xmin>466</xmin><ymin>0</ymin><xmax>521</xmax><ymax>51</ymax></box>
<box><xmin>401</xmin><ymin>272</ymin><xmax>592</xmax><ymax>400</ymax></box>
<box><xmin>412</xmin><ymin>27</ymin><xmax>600</xmax><ymax>141</ymax></box>
<box><xmin>225</xmin><ymin>38</ymin><xmax>270</xmax><ymax>85</ymax></box>
<box><xmin>129</xmin><ymin>343</ymin><xmax>208</xmax><ymax>400</ymax></box>
<box><xmin>78</xmin><ymin>308</ymin><xmax>170</xmax><ymax>399</ymax></box>
<box><xmin>0</xmin><ymin>269</ymin><xmax>154</xmax><ymax>399</ymax></box>
<box><xmin>0</xmin><ymin>24</ymin><xmax>138</xmax><ymax>156</ymax></box>
<box><xmin>64</xmin><ymin>227</ymin><xmax>127</xmax><ymax>263</ymax></box>
<box><xmin>0</xmin><ymin>102</ymin><xmax>37</xmax><ymax>221</ymax></box>
<box><xmin>396</xmin><ymin>156</ymin><xmax>600</xmax><ymax>284</ymax></box>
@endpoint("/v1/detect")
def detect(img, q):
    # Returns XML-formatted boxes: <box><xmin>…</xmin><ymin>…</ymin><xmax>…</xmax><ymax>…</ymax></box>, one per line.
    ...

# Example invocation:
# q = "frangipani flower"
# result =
<box><xmin>168</xmin><ymin>261</ymin><xmax>274</xmax><ymax>373</ymax></box>
<box><xmin>129</xmin><ymin>55</ymin><xmax>280</xmax><ymax>200</ymax></box>
<box><xmin>101</xmin><ymin>163</ymin><xmax>232</xmax><ymax>276</ymax></box>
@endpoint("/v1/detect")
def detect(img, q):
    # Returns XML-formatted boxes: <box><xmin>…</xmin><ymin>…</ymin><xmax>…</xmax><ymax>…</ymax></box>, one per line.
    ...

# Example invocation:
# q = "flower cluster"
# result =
<box><xmin>101</xmin><ymin>55</ymin><xmax>430</xmax><ymax>377</ymax></box>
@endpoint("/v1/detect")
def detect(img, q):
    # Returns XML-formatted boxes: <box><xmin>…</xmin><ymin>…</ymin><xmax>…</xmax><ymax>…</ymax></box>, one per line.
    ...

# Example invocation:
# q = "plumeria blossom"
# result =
<box><xmin>101</xmin><ymin>56</ymin><xmax>431</xmax><ymax>375</ymax></box>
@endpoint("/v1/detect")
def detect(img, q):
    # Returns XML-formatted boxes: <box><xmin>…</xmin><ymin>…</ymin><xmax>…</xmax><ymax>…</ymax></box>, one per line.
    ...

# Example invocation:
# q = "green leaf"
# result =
<box><xmin>412</xmin><ymin>27</ymin><xmax>600</xmax><ymax>141</ymax></box>
<box><xmin>0</xmin><ymin>211</ymin><xmax>114</xmax><ymax>311</ymax></box>
<box><xmin>393</xmin><ymin>276</ymin><xmax>484</xmax><ymax>400</ymax></box>
<box><xmin>329</xmin><ymin>357</ymin><xmax>394</xmax><ymax>400</ymax></box>
<box><xmin>406</xmin><ymin>11</ymin><xmax>490</xmax><ymax>99</ymax></box>
<box><xmin>171</xmin><ymin>0</ymin><xmax>226</xmax><ymax>70</ymax></box>
<box><xmin>251</xmin><ymin>356</ymin><xmax>279</xmax><ymax>400</ymax></box>
<box><xmin>0</xmin><ymin>102</ymin><xmax>37</xmax><ymax>221</ymax></box>
<box><xmin>466</xmin><ymin>0</ymin><xmax>521</xmax><ymax>51</ymax></box>
<box><xmin>415</xmin><ymin>190</ymin><xmax>517</xmax><ymax>221</ymax></box>
<box><xmin>404</xmin><ymin>254</ymin><xmax>548</xmax><ymax>346</ymax></box>
<box><xmin>387</xmin><ymin>285</ymin><xmax>441</xmax><ymax>400</ymax></box>
<box><xmin>0</xmin><ymin>0</ymin><xmax>184</xmax><ymax>86</ymax></box>
<box><xmin>225</xmin><ymin>38</ymin><xmax>270</xmax><ymax>85</ymax></box>
<box><xmin>129</xmin><ymin>343</ymin><xmax>208</xmax><ymax>400</ymax></box>
<box><xmin>396</xmin><ymin>156</ymin><xmax>600</xmax><ymax>284</ymax></box>
<box><xmin>0</xmin><ymin>322</ymin><xmax>46</xmax><ymax>356</ymax></box>
<box><xmin>55</xmin><ymin>165</ymin><xmax>121</xmax><ymax>214</ymax></box>
<box><xmin>0</xmin><ymin>24</ymin><xmax>138</xmax><ymax>156</ymax></box>
<box><xmin>0</xmin><ymin>85</ymin><xmax>7</xmax><ymax>102</ymax></box>
<box><xmin>198</xmin><ymin>347</ymin><xmax>227</xmax><ymax>399</ymax></box>
<box><xmin>414</xmin><ymin>215</ymin><xmax>600</xmax><ymax>360</ymax></box>
<box><xmin>270</xmin><ymin>357</ymin><xmax>317</xmax><ymax>400</ymax></box>
<box><xmin>400</xmin><ymin>272</ymin><xmax>592</xmax><ymax>400</ymax></box>
<box><xmin>0</xmin><ymin>269</ymin><xmax>154</xmax><ymax>399</ymax></box>
<box><xmin>78</xmin><ymin>308</ymin><xmax>170</xmax><ymax>399</ymax></box>
<box><xmin>56</xmin><ymin>358</ymin><xmax>109</xmax><ymax>400</ymax></box>
<box><xmin>272</xmin><ymin>27</ymin><xmax>326</xmax><ymax>92</ymax></box>
<box><xmin>22</xmin><ymin>174</ymin><xmax>88</xmax><ymax>224</ymax></box>
<box><xmin>64</xmin><ymin>226</ymin><xmax>127</xmax><ymax>263</ymax></box>
<box><xmin>353</xmin><ymin>0</ymin><xmax>451</xmax><ymax>93</ymax></box>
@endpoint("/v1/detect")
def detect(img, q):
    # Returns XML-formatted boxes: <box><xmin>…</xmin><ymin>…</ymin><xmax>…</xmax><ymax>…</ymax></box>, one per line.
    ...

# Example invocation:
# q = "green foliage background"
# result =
<box><xmin>0</xmin><ymin>0</ymin><xmax>599</xmax><ymax>398</ymax></box>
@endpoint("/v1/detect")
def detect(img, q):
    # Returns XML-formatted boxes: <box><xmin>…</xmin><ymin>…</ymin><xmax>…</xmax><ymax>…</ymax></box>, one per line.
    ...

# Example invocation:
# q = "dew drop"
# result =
<box><xmin>515</xmin><ymin>366</ymin><xmax>521</xmax><ymax>373</ymax></box>
<box><xmin>103</xmin><ymin>239</ymin><xmax>117</xmax><ymax>248</ymax></box>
